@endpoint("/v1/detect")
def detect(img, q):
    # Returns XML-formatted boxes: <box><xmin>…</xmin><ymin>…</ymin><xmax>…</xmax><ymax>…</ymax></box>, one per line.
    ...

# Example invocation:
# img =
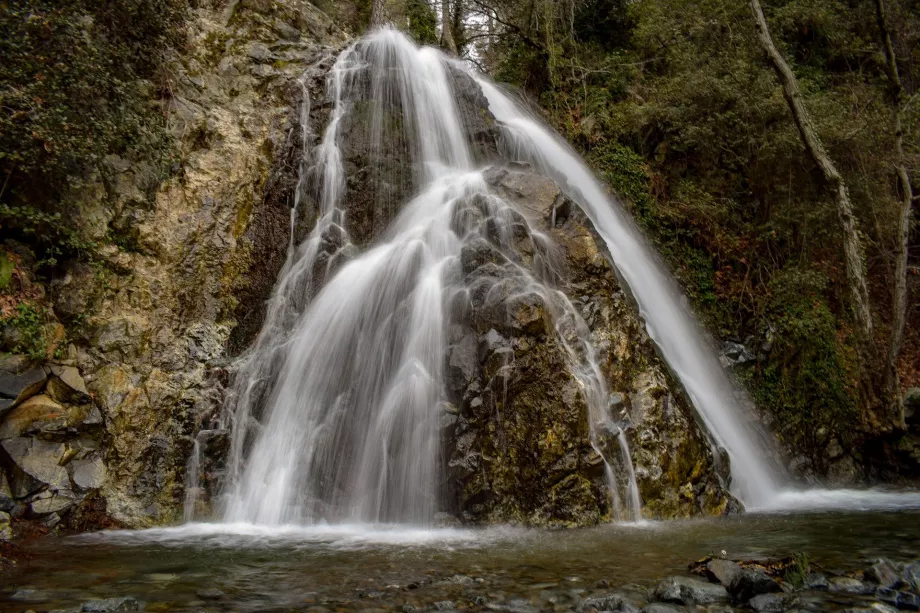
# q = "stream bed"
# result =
<box><xmin>3</xmin><ymin>510</ymin><xmax>920</xmax><ymax>612</ymax></box>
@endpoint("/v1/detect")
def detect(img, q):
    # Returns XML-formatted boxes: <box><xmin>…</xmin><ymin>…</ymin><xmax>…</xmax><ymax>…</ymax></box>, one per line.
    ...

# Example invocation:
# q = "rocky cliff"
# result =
<box><xmin>1</xmin><ymin>0</ymin><xmax>738</xmax><ymax>535</ymax></box>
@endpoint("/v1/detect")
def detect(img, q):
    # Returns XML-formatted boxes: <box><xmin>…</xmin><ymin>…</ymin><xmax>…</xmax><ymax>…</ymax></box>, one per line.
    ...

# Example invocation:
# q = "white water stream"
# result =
<box><xmin>184</xmin><ymin>28</ymin><xmax>920</xmax><ymax>526</ymax></box>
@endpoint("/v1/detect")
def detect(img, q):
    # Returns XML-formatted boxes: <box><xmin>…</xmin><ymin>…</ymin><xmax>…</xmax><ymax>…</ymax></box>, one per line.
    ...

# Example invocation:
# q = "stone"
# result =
<box><xmin>729</xmin><ymin>569</ymin><xmax>782</xmax><ymax>602</ymax></box>
<box><xmin>641</xmin><ymin>605</ymin><xmax>685</xmax><ymax>613</ymax></box>
<box><xmin>82</xmin><ymin>598</ymin><xmax>140</xmax><ymax>612</ymax></box>
<box><xmin>653</xmin><ymin>576</ymin><xmax>729</xmax><ymax>606</ymax></box>
<box><xmin>877</xmin><ymin>588</ymin><xmax>899</xmax><ymax>606</ymax></box>
<box><xmin>897</xmin><ymin>592</ymin><xmax>920</xmax><ymax>610</ymax></box>
<box><xmin>48</xmin><ymin>364</ymin><xmax>91</xmax><ymax>402</ymax></box>
<box><xmin>71</xmin><ymin>456</ymin><xmax>107</xmax><ymax>490</ymax></box>
<box><xmin>0</xmin><ymin>509</ymin><xmax>11</xmax><ymax>540</ymax></box>
<box><xmin>866</xmin><ymin>560</ymin><xmax>901</xmax><ymax>589</ymax></box>
<box><xmin>749</xmin><ymin>593</ymin><xmax>787</xmax><ymax>613</ymax></box>
<box><xmin>705</xmin><ymin>559</ymin><xmax>743</xmax><ymax>588</ymax></box>
<box><xmin>581</xmin><ymin>593</ymin><xmax>640</xmax><ymax>613</ymax></box>
<box><xmin>0</xmin><ymin>363</ymin><xmax>47</xmax><ymax>416</ymax></box>
<box><xmin>902</xmin><ymin>562</ymin><xmax>920</xmax><ymax>592</ymax></box>
<box><xmin>2</xmin><ymin>437</ymin><xmax>70</xmax><ymax>496</ymax></box>
<box><xmin>840</xmin><ymin>605</ymin><xmax>899</xmax><ymax>613</ymax></box>
<box><xmin>0</xmin><ymin>394</ymin><xmax>81</xmax><ymax>438</ymax></box>
<box><xmin>29</xmin><ymin>489</ymin><xmax>76</xmax><ymax>515</ymax></box>
<box><xmin>803</xmin><ymin>573</ymin><xmax>828</xmax><ymax>591</ymax></box>
<box><xmin>829</xmin><ymin>577</ymin><xmax>874</xmax><ymax>595</ymax></box>
<box><xmin>0</xmin><ymin>471</ymin><xmax>13</xmax><ymax>512</ymax></box>
<box><xmin>196</xmin><ymin>588</ymin><xmax>224</xmax><ymax>600</ymax></box>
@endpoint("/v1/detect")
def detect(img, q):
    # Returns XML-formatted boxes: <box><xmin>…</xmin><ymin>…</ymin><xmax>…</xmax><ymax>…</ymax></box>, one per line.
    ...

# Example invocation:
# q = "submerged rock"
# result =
<box><xmin>81</xmin><ymin>598</ymin><xmax>140</xmax><ymax>612</ymax></box>
<box><xmin>829</xmin><ymin>577</ymin><xmax>875</xmax><ymax>595</ymax></box>
<box><xmin>865</xmin><ymin>560</ymin><xmax>901</xmax><ymax>589</ymax></box>
<box><xmin>748</xmin><ymin>593</ymin><xmax>788</xmax><ymax>613</ymax></box>
<box><xmin>728</xmin><ymin>569</ymin><xmax>782</xmax><ymax>602</ymax></box>
<box><xmin>581</xmin><ymin>593</ymin><xmax>641</xmax><ymax>613</ymax></box>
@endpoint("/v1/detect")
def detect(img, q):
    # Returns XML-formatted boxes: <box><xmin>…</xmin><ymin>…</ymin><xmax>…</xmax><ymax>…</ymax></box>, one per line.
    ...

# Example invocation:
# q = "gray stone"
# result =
<box><xmin>898</xmin><ymin>592</ymin><xmax>920</xmax><ymax>610</ymax></box>
<box><xmin>840</xmin><ymin>605</ymin><xmax>898</xmax><ymax>613</ymax></box>
<box><xmin>706</xmin><ymin>559</ymin><xmax>743</xmax><ymax>588</ymax></box>
<box><xmin>0</xmin><ymin>393</ymin><xmax>83</xmax><ymax>438</ymax></box>
<box><xmin>641</xmin><ymin>605</ymin><xmax>685</xmax><ymax>613</ymax></box>
<box><xmin>865</xmin><ymin>560</ymin><xmax>901</xmax><ymax>589</ymax></box>
<box><xmin>581</xmin><ymin>593</ymin><xmax>640</xmax><ymax>613</ymax></box>
<box><xmin>729</xmin><ymin>568</ymin><xmax>782</xmax><ymax>601</ymax></box>
<box><xmin>197</xmin><ymin>588</ymin><xmax>224</xmax><ymax>599</ymax></box>
<box><xmin>902</xmin><ymin>562</ymin><xmax>920</xmax><ymax>592</ymax></box>
<box><xmin>48</xmin><ymin>364</ymin><xmax>91</xmax><ymax>401</ymax></box>
<box><xmin>803</xmin><ymin>573</ymin><xmax>828</xmax><ymax>591</ymax></box>
<box><xmin>82</xmin><ymin>598</ymin><xmax>139</xmax><ymax>612</ymax></box>
<box><xmin>653</xmin><ymin>576</ymin><xmax>729</xmax><ymax>606</ymax></box>
<box><xmin>71</xmin><ymin>456</ymin><xmax>107</xmax><ymax>490</ymax></box>
<box><xmin>2</xmin><ymin>437</ymin><xmax>70</xmax><ymax>495</ymax></box>
<box><xmin>749</xmin><ymin>593</ymin><xmax>787</xmax><ymax>613</ymax></box>
<box><xmin>0</xmin><ymin>363</ymin><xmax>47</xmax><ymax>416</ymax></box>
<box><xmin>29</xmin><ymin>489</ymin><xmax>76</xmax><ymax>515</ymax></box>
<box><xmin>829</xmin><ymin>577</ymin><xmax>875</xmax><ymax>595</ymax></box>
<box><xmin>878</xmin><ymin>588</ymin><xmax>899</xmax><ymax>606</ymax></box>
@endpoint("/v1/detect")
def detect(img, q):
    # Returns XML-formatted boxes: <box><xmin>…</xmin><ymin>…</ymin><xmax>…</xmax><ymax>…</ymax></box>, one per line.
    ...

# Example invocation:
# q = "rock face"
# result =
<box><xmin>437</xmin><ymin>167</ymin><xmax>735</xmax><ymax>524</ymax></box>
<box><xmin>0</xmin><ymin>0</ymin><xmax>347</xmax><ymax>529</ymax></box>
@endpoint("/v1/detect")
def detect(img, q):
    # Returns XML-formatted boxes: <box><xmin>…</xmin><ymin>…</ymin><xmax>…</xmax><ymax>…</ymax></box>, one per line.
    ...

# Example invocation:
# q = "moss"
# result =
<box><xmin>1</xmin><ymin>303</ymin><xmax>49</xmax><ymax>360</ymax></box>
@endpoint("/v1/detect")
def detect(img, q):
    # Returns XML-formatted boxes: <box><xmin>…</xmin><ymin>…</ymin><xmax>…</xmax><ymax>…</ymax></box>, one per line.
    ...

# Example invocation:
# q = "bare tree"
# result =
<box><xmin>441</xmin><ymin>0</ymin><xmax>458</xmax><ymax>54</ymax></box>
<box><xmin>371</xmin><ymin>0</ymin><xmax>387</xmax><ymax>28</ymax></box>
<box><xmin>875</xmin><ymin>0</ymin><xmax>915</xmax><ymax>425</ymax></box>
<box><xmin>748</xmin><ymin>0</ymin><xmax>875</xmax><ymax>347</ymax></box>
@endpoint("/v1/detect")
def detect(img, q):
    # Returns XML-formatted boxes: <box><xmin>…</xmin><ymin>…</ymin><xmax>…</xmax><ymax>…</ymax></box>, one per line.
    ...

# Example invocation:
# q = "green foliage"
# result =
<box><xmin>406</xmin><ymin>0</ymin><xmax>438</xmax><ymax>45</ymax></box>
<box><xmin>0</xmin><ymin>0</ymin><xmax>186</xmax><ymax>265</ymax></box>
<box><xmin>487</xmin><ymin>0</ymin><xmax>919</xmax><ymax>462</ymax></box>
<box><xmin>784</xmin><ymin>552</ymin><xmax>810</xmax><ymax>588</ymax></box>
<box><xmin>0</xmin><ymin>253</ymin><xmax>12</xmax><ymax>291</ymax></box>
<box><xmin>1</xmin><ymin>302</ymin><xmax>48</xmax><ymax>360</ymax></box>
<box><xmin>0</xmin><ymin>203</ymin><xmax>97</xmax><ymax>269</ymax></box>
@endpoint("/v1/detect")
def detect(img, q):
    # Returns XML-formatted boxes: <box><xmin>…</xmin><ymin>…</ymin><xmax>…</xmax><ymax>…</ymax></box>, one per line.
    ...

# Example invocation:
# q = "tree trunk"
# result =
<box><xmin>748</xmin><ymin>0</ymin><xmax>875</xmax><ymax>347</ymax></box>
<box><xmin>370</xmin><ymin>0</ymin><xmax>387</xmax><ymax>28</ymax></box>
<box><xmin>875</xmin><ymin>0</ymin><xmax>914</xmax><ymax>427</ymax></box>
<box><xmin>441</xmin><ymin>0</ymin><xmax>458</xmax><ymax>54</ymax></box>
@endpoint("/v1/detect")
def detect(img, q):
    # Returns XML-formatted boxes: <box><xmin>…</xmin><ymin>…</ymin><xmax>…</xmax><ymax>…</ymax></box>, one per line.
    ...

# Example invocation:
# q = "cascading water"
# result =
<box><xmin>213</xmin><ymin>28</ymin><xmax>642</xmax><ymax>525</ymax></box>
<box><xmin>190</xmin><ymin>28</ymin><xmax>920</xmax><ymax>527</ymax></box>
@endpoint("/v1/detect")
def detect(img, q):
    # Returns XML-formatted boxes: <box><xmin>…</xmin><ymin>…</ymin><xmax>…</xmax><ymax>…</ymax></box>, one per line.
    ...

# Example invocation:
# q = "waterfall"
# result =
<box><xmin>468</xmin><ymin>76</ymin><xmax>785</xmax><ymax>507</ymax></box>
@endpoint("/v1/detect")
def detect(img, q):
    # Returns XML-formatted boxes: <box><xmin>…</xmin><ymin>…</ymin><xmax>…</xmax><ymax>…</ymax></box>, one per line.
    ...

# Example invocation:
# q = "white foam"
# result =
<box><xmin>752</xmin><ymin>488</ymin><xmax>920</xmax><ymax>513</ymax></box>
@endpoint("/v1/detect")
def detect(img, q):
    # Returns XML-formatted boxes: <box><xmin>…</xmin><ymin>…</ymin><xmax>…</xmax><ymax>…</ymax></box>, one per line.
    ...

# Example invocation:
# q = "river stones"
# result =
<box><xmin>866</xmin><ymin>560</ymin><xmax>902</xmax><ymax>589</ymax></box>
<box><xmin>653</xmin><ymin>576</ymin><xmax>729</xmax><ymax>606</ymax></box>
<box><xmin>749</xmin><ymin>593</ymin><xmax>790</xmax><ymax>613</ymax></box>
<box><xmin>728</xmin><ymin>568</ymin><xmax>782</xmax><ymax>602</ymax></box>
<box><xmin>705</xmin><ymin>559</ymin><xmax>743</xmax><ymax>588</ymax></box>
<box><xmin>81</xmin><ymin>598</ymin><xmax>139</xmax><ymax>612</ymax></box>
<box><xmin>581</xmin><ymin>593</ymin><xmax>641</xmax><ymax>613</ymax></box>
<box><xmin>829</xmin><ymin>576</ymin><xmax>875</xmax><ymax>595</ymax></box>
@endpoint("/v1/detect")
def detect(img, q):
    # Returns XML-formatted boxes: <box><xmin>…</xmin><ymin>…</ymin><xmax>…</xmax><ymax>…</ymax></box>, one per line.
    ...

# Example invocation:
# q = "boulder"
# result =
<box><xmin>580</xmin><ymin>593</ymin><xmax>640</xmax><ymax>613</ymax></box>
<box><xmin>0</xmin><ymin>394</ymin><xmax>89</xmax><ymax>438</ymax></box>
<box><xmin>71</xmin><ymin>456</ymin><xmax>107</xmax><ymax>490</ymax></box>
<box><xmin>902</xmin><ymin>562</ymin><xmax>920</xmax><ymax>592</ymax></box>
<box><xmin>1</xmin><ymin>437</ymin><xmax>70</xmax><ymax>497</ymax></box>
<box><xmin>29</xmin><ymin>489</ymin><xmax>76</xmax><ymax>515</ymax></box>
<box><xmin>706</xmin><ymin>559</ymin><xmax>743</xmax><ymax>588</ymax></box>
<box><xmin>640</xmin><ymin>605</ymin><xmax>685</xmax><ymax>613</ymax></box>
<box><xmin>802</xmin><ymin>573</ymin><xmax>828</xmax><ymax>591</ymax></box>
<box><xmin>898</xmin><ymin>592</ymin><xmax>920</xmax><ymax>610</ymax></box>
<box><xmin>48</xmin><ymin>364</ymin><xmax>91</xmax><ymax>401</ymax></box>
<box><xmin>0</xmin><ymin>361</ymin><xmax>47</xmax><ymax>416</ymax></box>
<box><xmin>829</xmin><ymin>577</ymin><xmax>874</xmax><ymax>595</ymax></box>
<box><xmin>865</xmin><ymin>560</ymin><xmax>901</xmax><ymax>589</ymax></box>
<box><xmin>749</xmin><ymin>593</ymin><xmax>788</xmax><ymax>613</ymax></box>
<box><xmin>728</xmin><ymin>568</ymin><xmax>782</xmax><ymax>602</ymax></box>
<box><xmin>653</xmin><ymin>576</ymin><xmax>729</xmax><ymax>606</ymax></box>
<box><xmin>81</xmin><ymin>598</ymin><xmax>139</xmax><ymax>612</ymax></box>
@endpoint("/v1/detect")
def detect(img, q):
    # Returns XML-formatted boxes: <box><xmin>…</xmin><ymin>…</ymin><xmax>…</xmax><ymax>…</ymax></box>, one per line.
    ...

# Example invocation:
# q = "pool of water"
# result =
<box><xmin>2</xmin><ymin>510</ymin><xmax>920</xmax><ymax>612</ymax></box>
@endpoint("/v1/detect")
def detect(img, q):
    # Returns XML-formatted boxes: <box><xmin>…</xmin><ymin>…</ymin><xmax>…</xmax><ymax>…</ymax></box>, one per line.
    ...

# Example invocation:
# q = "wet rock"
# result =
<box><xmin>12</xmin><ymin>589</ymin><xmax>52</xmax><ymax>602</ymax></box>
<box><xmin>641</xmin><ymin>605</ymin><xmax>686</xmax><ymax>613</ymax></box>
<box><xmin>803</xmin><ymin>573</ymin><xmax>829</xmax><ymax>591</ymax></box>
<box><xmin>581</xmin><ymin>593</ymin><xmax>640</xmax><ymax>613</ymax></box>
<box><xmin>901</xmin><ymin>562</ymin><xmax>920</xmax><ymax>592</ymax></box>
<box><xmin>749</xmin><ymin>593</ymin><xmax>787</xmax><ymax>613</ymax></box>
<box><xmin>866</xmin><ymin>560</ymin><xmax>901</xmax><ymax>589</ymax></box>
<box><xmin>829</xmin><ymin>577</ymin><xmax>875</xmax><ymax>595</ymax></box>
<box><xmin>431</xmin><ymin>602</ymin><xmax>456</xmax><ymax>611</ymax></box>
<box><xmin>81</xmin><ymin>598</ymin><xmax>140</xmax><ymax>612</ymax></box>
<box><xmin>706</xmin><ymin>559</ymin><xmax>743</xmax><ymax>588</ymax></box>
<box><xmin>0</xmin><ymin>361</ymin><xmax>47</xmax><ymax>416</ymax></box>
<box><xmin>840</xmin><ymin>605</ymin><xmax>899</xmax><ymax>613</ymax></box>
<box><xmin>898</xmin><ymin>592</ymin><xmax>920</xmax><ymax>610</ymax></box>
<box><xmin>654</xmin><ymin>576</ymin><xmax>729</xmax><ymax>606</ymax></box>
<box><xmin>729</xmin><ymin>569</ymin><xmax>782</xmax><ymax>602</ymax></box>
<box><xmin>0</xmin><ymin>509</ymin><xmax>10</xmax><ymax>540</ymax></box>
<box><xmin>719</xmin><ymin>342</ymin><xmax>755</xmax><ymax>367</ymax></box>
